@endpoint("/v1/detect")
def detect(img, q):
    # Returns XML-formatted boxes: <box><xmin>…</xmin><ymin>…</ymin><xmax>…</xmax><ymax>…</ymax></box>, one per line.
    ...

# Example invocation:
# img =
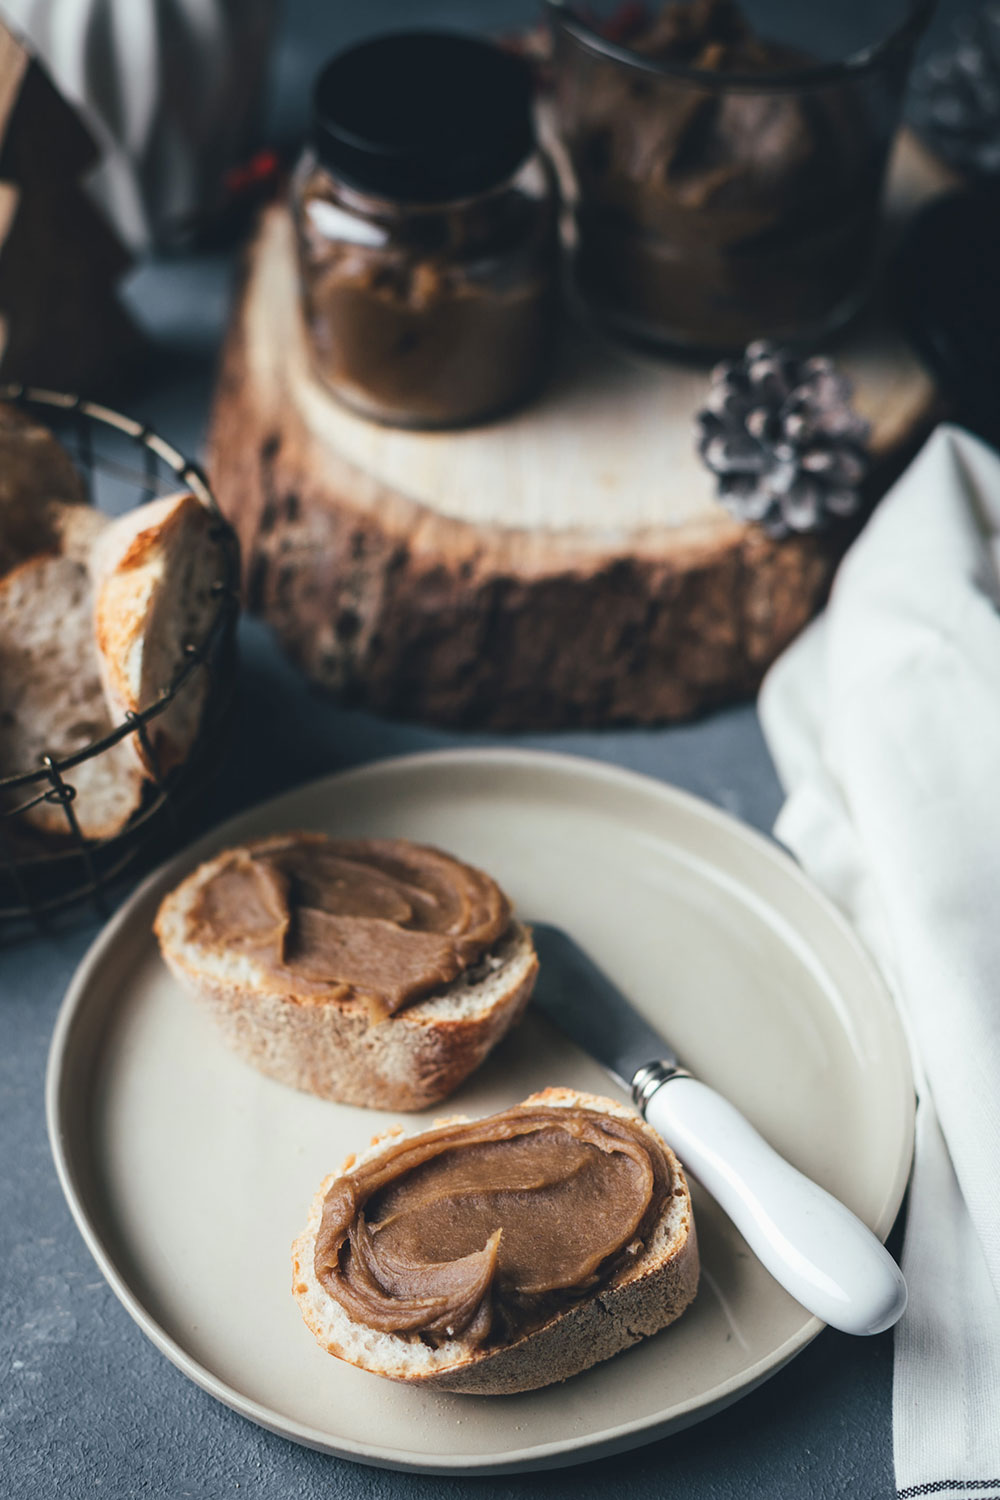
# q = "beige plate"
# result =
<box><xmin>47</xmin><ymin>749</ymin><xmax>914</xmax><ymax>1475</ymax></box>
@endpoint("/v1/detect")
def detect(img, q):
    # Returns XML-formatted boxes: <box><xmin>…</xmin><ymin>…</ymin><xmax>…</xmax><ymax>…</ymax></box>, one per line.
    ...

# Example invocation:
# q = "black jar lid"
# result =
<box><xmin>311</xmin><ymin>32</ymin><xmax>536</xmax><ymax>203</ymax></box>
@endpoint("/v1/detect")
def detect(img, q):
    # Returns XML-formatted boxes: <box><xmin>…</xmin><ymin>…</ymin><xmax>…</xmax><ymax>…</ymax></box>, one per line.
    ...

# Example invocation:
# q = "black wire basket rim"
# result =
<box><xmin>1</xmin><ymin>383</ymin><xmax>211</xmax><ymax>492</ymax></box>
<box><xmin>0</xmin><ymin>384</ymin><xmax>240</xmax><ymax>799</ymax></box>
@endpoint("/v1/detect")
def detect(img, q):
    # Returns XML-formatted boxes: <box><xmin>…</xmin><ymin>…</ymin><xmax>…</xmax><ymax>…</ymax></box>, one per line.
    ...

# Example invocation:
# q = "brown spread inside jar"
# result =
<box><xmin>186</xmin><ymin>835</ymin><xmax>511</xmax><ymax>1020</ymax></box>
<box><xmin>294</xmin><ymin>168</ymin><xmax>556</xmax><ymax>429</ymax></box>
<box><xmin>314</xmin><ymin>1105</ymin><xmax>672</xmax><ymax>1347</ymax></box>
<box><xmin>556</xmin><ymin>0</ymin><xmax>877</xmax><ymax>349</ymax></box>
<box><xmin>292</xmin><ymin>33</ymin><xmax>557</xmax><ymax>428</ymax></box>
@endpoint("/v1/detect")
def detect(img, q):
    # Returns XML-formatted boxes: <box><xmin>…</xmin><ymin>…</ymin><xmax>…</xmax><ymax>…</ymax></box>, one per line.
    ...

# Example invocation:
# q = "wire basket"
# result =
<box><xmin>0</xmin><ymin>386</ymin><xmax>240</xmax><ymax>926</ymax></box>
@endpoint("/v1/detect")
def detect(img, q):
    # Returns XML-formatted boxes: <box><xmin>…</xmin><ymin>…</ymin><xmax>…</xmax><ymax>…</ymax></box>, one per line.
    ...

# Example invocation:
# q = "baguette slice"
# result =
<box><xmin>0</xmin><ymin>553</ymin><xmax>145</xmax><ymax>839</ymax></box>
<box><xmin>291</xmin><ymin>1087</ymin><xmax>699</xmax><ymax>1395</ymax></box>
<box><xmin>154</xmin><ymin>839</ymin><xmax>539</xmax><ymax>1111</ymax></box>
<box><xmin>92</xmin><ymin>492</ymin><xmax>221</xmax><ymax>777</ymax></box>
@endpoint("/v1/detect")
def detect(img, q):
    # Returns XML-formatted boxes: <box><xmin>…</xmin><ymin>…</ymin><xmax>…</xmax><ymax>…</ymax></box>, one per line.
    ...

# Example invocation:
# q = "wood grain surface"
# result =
<box><xmin>209</xmin><ymin>133</ymin><xmax>947</xmax><ymax>728</ymax></box>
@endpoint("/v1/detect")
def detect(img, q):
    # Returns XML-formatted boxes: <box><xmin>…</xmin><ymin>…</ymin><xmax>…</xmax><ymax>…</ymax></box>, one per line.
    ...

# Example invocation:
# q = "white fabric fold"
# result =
<box><xmin>759</xmin><ymin>425</ymin><xmax>1000</xmax><ymax>1497</ymax></box>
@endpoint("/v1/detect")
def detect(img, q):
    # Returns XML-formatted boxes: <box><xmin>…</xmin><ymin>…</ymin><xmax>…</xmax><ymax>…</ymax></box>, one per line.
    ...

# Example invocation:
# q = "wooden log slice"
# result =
<box><xmin>208</xmin><ymin>139</ymin><xmax>944</xmax><ymax>729</ymax></box>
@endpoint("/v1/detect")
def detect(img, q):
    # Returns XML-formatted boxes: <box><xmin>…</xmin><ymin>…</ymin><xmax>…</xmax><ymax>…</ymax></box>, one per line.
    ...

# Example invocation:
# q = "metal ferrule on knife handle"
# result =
<box><xmin>631</xmin><ymin>1060</ymin><xmax>692</xmax><ymax>1116</ymax></box>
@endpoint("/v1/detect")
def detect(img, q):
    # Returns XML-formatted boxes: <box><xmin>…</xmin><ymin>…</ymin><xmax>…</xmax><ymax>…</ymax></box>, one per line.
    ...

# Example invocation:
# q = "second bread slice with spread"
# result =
<box><xmin>292</xmin><ymin>1087</ymin><xmax>699</xmax><ymax>1393</ymax></box>
<box><xmin>154</xmin><ymin>832</ymin><xmax>538</xmax><ymax>1110</ymax></box>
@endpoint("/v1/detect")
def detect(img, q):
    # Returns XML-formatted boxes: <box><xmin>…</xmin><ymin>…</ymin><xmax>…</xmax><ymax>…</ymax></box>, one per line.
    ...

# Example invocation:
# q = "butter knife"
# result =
<box><xmin>531</xmin><ymin>921</ymin><xmax>907</xmax><ymax>1337</ymax></box>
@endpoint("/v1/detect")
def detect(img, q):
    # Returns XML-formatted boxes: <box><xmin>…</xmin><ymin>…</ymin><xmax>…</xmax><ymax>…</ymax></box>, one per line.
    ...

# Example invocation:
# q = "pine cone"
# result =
<box><xmin>695</xmin><ymin>341</ymin><xmax>870</xmax><ymax>540</ymax></box>
<box><xmin>910</xmin><ymin>3</ymin><xmax>1000</xmax><ymax>178</ymax></box>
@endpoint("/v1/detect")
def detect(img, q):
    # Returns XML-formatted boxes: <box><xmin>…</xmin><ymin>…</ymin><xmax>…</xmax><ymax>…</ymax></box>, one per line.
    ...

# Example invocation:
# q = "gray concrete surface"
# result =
<box><xmin>1</xmin><ymin>617</ymin><xmax>901</xmax><ymax>1500</ymax></box>
<box><xmin>5</xmin><ymin>0</ymin><xmax>964</xmax><ymax>1493</ymax></box>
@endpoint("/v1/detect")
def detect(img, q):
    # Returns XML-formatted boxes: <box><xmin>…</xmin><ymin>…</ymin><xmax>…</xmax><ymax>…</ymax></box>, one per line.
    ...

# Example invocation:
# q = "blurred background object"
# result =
<box><xmin>0</xmin><ymin>0</ymin><xmax>275</xmax><ymax>251</ymax></box>
<box><xmin>910</xmin><ymin>0</ymin><xmax>1000</xmax><ymax>178</ymax></box>
<box><xmin>545</xmin><ymin>0</ymin><xmax>932</xmax><ymax>352</ymax></box>
<box><xmin>896</xmin><ymin>3</ymin><xmax>1000</xmax><ymax>447</ymax></box>
<box><xmin>0</xmin><ymin>16</ymin><xmax>144</xmax><ymax>391</ymax></box>
<box><xmin>893</xmin><ymin>183</ymin><xmax>1000</xmax><ymax>447</ymax></box>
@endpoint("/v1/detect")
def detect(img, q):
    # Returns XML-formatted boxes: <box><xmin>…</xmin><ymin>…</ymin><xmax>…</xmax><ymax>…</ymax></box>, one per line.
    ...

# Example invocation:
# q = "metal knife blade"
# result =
<box><xmin>530</xmin><ymin>921</ymin><xmax>680</xmax><ymax>1095</ymax></box>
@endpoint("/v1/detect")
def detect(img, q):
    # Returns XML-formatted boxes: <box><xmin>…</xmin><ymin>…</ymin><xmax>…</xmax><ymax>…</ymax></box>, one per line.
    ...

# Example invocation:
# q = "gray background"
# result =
<box><xmin>2</xmin><ymin>0</ymin><xmax>969</xmax><ymax>1494</ymax></box>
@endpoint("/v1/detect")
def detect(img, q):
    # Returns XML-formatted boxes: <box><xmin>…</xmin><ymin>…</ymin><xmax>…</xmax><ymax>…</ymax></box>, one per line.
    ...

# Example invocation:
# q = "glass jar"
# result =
<box><xmin>291</xmin><ymin>33</ymin><xmax>557</xmax><ymax>430</ymax></box>
<box><xmin>545</xmin><ymin>0</ymin><xmax>933</xmax><ymax>354</ymax></box>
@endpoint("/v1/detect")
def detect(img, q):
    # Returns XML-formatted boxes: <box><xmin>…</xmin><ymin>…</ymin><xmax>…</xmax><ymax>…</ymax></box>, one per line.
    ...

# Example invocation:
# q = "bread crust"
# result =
<box><xmin>92</xmin><ymin>492</ymin><xmax>220</xmax><ymax>776</ymax></box>
<box><xmin>154</xmin><ymin>835</ymin><xmax>539</xmax><ymax>1110</ymax></box>
<box><xmin>291</xmin><ymin>1088</ymin><xmax>699</xmax><ymax>1394</ymax></box>
<box><xmin>0</xmin><ymin>429</ymin><xmax>219</xmax><ymax>846</ymax></box>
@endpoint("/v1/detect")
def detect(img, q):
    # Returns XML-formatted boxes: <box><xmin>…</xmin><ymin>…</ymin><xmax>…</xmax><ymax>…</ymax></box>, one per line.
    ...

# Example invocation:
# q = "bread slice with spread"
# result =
<box><xmin>154</xmin><ymin>833</ymin><xmax>538</xmax><ymax>1110</ymax></box>
<box><xmin>291</xmin><ymin>1087</ymin><xmax>699</xmax><ymax>1394</ymax></box>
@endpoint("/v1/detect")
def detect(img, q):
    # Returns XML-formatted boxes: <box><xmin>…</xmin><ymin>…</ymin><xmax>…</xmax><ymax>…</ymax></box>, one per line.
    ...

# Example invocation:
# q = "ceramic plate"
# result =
<box><xmin>47</xmin><ymin>749</ymin><xmax>914</xmax><ymax>1474</ymax></box>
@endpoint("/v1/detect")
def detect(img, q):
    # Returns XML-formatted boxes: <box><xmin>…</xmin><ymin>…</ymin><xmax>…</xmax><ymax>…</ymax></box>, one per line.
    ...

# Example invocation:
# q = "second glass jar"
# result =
<box><xmin>545</xmin><ymin>0</ymin><xmax>933</xmax><ymax>354</ymax></box>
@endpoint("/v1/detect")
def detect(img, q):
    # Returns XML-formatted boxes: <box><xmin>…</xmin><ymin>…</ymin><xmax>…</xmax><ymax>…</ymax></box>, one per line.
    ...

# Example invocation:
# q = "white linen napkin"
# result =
<box><xmin>758</xmin><ymin>425</ymin><xmax>1000</xmax><ymax>1498</ymax></box>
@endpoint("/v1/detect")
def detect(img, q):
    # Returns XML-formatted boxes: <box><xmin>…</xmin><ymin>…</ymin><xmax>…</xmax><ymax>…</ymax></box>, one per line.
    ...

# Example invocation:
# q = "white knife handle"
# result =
<box><xmin>643</xmin><ymin>1075</ymin><xmax>907</xmax><ymax>1336</ymax></box>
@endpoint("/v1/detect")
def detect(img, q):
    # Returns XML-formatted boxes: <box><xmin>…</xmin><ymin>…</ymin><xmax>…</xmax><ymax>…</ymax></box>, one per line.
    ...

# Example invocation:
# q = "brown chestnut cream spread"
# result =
<box><xmin>559</xmin><ymin>0</ymin><xmax>876</xmax><ymax>348</ymax></box>
<box><xmin>293</xmin><ymin>167</ymin><xmax>556</xmax><ymax>428</ymax></box>
<box><xmin>186</xmin><ymin>836</ymin><xmax>510</xmax><ymax>1020</ymax></box>
<box><xmin>292</xmin><ymin>33</ymin><xmax>556</xmax><ymax>428</ymax></box>
<box><xmin>314</xmin><ymin>1105</ymin><xmax>672</xmax><ymax>1346</ymax></box>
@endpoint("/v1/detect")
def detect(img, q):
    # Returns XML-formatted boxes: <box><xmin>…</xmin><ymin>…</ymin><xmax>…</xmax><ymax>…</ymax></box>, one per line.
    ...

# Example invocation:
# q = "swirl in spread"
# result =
<box><xmin>314</xmin><ymin>1106</ymin><xmax>672</xmax><ymax>1347</ymax></box>
<box><xmin>186</xmin><ymin>835</ymin><xmax>510</xmax><ymax>1020</ymax></box>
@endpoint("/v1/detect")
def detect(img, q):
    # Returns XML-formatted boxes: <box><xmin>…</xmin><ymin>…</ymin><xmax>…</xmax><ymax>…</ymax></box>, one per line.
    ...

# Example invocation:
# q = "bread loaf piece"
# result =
<box><xmin>0</xmin><ymin>422</ymin><xmax>224</xmax><ymax>848</ymax></box>
<box><xmin>154</xmin><ymin>834</ymin><xmax>539</xmax><ymax>1110</ymax></box>
<box><xmin>0</xmin><ymin>413</ymin><xmax>140</xmax><ymax>841</ymax></box>
<box><xmin>0</xmin><ymin>496</ymin><xmax>107</xmax><ymax>579</ymax></box>
<box><xmin>46</xmin><ymin>500</ymin><xmax>109</xmax><ymax>562</ymax></box>
<box><xmin>0</xmin><ymin>399</ymin><xmax>98</xmax><ymax>578</ymax></box>
<box><xmin>291</xmin><ymin>1087</ymin><xmax>699</xmax><ymax>1394</ymax></box>
<box><xmin>0</xmin><ymin>552</ymin><xmax>145</xmax><ymax>839</ymax></box>
<box><xmin>92</xmin><ymin>492</ymin><xmax>221</xmax><ymax>776</ymax></box>
<box><xmin>0</xmin><ymin>403</ymin><xmax>85</xmax><ymax>510</ymax></box>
